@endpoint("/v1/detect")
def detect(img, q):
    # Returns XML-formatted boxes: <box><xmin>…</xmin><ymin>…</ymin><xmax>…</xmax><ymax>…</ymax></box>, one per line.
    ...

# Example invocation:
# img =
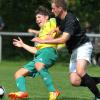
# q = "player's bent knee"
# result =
<box><xmin>35</xmin><ymin>62</ymin><xmax>45</xmax><ymax>71</ymax></box>
<box><xmin>14</xmin><ymin>68</ymin><xmax>29</xmax><ymax>79</ymax></box>
<box><xmin>70</xmin><ymin>73</ymin><xmax>81</xmax><ymax>86</ymax></box>
<box><xmin>70</xmin><ymin>79</ymin><xmax>80</xmax><ymax>86</ymax></box>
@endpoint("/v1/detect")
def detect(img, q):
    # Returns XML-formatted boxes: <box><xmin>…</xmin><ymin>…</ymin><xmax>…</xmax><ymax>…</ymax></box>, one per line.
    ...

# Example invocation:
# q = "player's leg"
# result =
<box><xmin>34</xmin><ymin>48</ymin><xmax>60</xmax><ymax>100</ymax></box>
<box><xmin>35</xmin><ymin>62</ymin><xmax>56</xmax><ymax>92</ymax></box>
<box><xmin>35</xmin><ymin>62</ymin><xmax>60</xmax><ymax>100</ymax></box>
<box><xmin>69</xmin><ymin>48</ymin><xmax>82</xmax><ymax>86</ymax></box>
<box><xmin>77</xmin><ymin>42</ymin><xmax>100</xmax><ymax>98</ymax></box>
<box><xmin>8</xmin><ymin>61</ymin><xmax>36</xmax><ymax>99</ymax></box>
<box><xmin>70</xmin><ymin>59</ymin><xmax>99</xmax><ymax>87</ymax></box>
<box><xmin>14</xmin><ymin>68</ymin><xmax>29</xmax><ymax>92</ymax></box>
<box><xmin>75</xmin><ymin>42</ymin><xmax>100</xmax><ymax>99</ymax></box>
<box><xmin>69</xmin><ymin>59</ymin><xmax>100</xmax><ymax>99</ymax></box>
<box><xmin>8</xmin><ymin>68</ymin><xmax>29</xmax><ymax>99</ymax></box>
<box><xmin>69</xmin><ymin>72</ymin><xmax>81</xmax><ymax>86</ymax></box>
<box><xmin>91</xmin><ymin>77</ymin><xmax>100</xmax><ymax>84</ymax></box>
<box><xmin>77</xmin><ymin>59</ymin><xmax>100</xmax><ymax>99</ymax></box>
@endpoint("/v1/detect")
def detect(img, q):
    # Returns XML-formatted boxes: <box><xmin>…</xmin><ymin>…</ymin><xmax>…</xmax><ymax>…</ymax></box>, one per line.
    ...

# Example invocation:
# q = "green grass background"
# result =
<box><xmin>0</xmin><ymin>61</ymin><xmax>100</xmax><ymax>100</ymax></box>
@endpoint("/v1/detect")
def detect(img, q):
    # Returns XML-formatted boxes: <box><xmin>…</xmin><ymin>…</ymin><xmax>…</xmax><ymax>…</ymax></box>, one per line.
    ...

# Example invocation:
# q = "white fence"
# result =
<box><xmin>0</xmin><ymin>32</ymin><xmax>34</xmax><ymax>62</ymax></box>
<box><xmin>0</xmin><ymin>32</ymin><xmax>100</xmax><ymax>62</ymax></box>
<box><xmin>86</xmin><ymin>33</ymin><xmax>100</xmax><ymax>38</ymax></box>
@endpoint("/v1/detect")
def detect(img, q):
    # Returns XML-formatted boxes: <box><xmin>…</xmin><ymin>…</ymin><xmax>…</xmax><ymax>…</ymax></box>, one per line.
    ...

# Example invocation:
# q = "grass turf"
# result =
<box><xmin>0</xmin><ymin>61</ymin><xmax>100</xmax><ymax>100</ymax></box>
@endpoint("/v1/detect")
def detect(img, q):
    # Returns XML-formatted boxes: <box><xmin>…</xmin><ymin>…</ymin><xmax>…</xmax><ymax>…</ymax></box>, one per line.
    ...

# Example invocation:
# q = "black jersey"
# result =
<box><xmin>56</xmin><ymin>12</ymin><xmax>90</xmax><ymax>53</ymax></box>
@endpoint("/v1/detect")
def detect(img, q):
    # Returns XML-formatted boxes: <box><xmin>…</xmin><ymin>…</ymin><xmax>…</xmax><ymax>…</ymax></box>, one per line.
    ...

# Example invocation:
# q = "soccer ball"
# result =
<box><xmin>0</xmin><ymin>86</ymin><xmax>5</xmax><ymax>99</ymax></box>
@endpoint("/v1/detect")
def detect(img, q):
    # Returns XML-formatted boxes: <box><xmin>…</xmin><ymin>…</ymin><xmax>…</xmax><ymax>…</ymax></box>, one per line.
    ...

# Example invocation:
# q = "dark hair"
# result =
<box><xmin>51</xmin><ymin>0</ymin><xmax>67</xmax><ymax>11</ymax></box>
<box><xmin>35</xmin><ymin>6</ymin><xmax>50</xmax><ymax>16</ymax></box>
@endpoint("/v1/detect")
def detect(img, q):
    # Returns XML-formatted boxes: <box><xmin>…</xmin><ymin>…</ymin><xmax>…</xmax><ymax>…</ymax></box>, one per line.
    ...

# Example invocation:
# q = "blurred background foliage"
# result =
<box><xmin>0</xmin><ymin>0</ymin><xmax>100</xmax><ymax>61</ymax></box>
<box><xmin>0</xmin><ymin>0</ymin><xmax>100</xmax><ymax>32</ymax></box>
<box><xmin>0</xmin><ymin>0</ymin><xmax>51</xmax><ymax>31</ymax></box>
<box><xmin>67</xmin><ymin>0</ymin><xmax>100</xmax><ymax>33</ymax></box>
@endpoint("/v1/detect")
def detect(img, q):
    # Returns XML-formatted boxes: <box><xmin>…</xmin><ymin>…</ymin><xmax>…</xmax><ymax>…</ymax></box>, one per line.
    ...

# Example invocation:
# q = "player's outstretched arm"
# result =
<box><xmin>31</xmin><ymin>32</ymin><xmax>69</xmax><ymax>44</ymax></box>
<box><xmin>28</xmin><ymin>28</ymin><xmax>39</xmax><ymax>35</ymax></box>
<box><xmin>13</xmin><ymin>37</ymin><xmax>37</xmax><ymax>54</ymax></box>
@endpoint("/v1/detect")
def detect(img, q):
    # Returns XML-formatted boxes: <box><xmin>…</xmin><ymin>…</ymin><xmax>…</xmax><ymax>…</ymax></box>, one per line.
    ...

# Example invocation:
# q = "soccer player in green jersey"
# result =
<box><xmin>8</xmin><ymin>6</ymin><xmax>60</xmax><ymax>100</ymax></box>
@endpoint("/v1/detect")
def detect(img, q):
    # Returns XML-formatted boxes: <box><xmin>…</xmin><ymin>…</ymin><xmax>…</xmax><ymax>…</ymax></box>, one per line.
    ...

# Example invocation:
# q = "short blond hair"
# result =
<box><xmin>51</xmin><ymin>0</ymin><xmax>67</xmax><ymax>11</ymax></box>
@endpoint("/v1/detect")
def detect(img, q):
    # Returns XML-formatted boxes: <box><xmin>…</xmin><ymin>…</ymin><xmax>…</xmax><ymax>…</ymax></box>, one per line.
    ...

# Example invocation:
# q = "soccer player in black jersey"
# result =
<box><xmin>32</xmin><ymin>0</ymin><xmax>100</xmax><ymax>99</ymax></box>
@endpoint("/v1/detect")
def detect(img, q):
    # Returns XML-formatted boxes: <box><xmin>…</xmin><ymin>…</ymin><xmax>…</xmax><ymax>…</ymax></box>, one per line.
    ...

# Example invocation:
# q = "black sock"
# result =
<box><xmin>80</xmin><ymin>76</ymin><xmax>100</xmax><ymax>86</ymax></box>
<box><xmin>81</xmin><ymin>73</ymin><xmax>100</xmax><ymax>98</ymax></box>
<box><xmin>80</xmin><ymin>76</ymin><xmax>86</xmax><ymax>87</ymax></box>
<box><xmin>91</xmin><ymin>77</ymin><xmax>100</xmax><ymax>84</ymax></box>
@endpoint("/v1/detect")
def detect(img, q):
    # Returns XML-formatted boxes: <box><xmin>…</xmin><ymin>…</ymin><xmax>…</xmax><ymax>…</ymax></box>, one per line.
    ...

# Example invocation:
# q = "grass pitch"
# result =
<box><xmin>0</xmin><ymin>61</ymin><xmax>100</xmax><ymax>100</ymax></box>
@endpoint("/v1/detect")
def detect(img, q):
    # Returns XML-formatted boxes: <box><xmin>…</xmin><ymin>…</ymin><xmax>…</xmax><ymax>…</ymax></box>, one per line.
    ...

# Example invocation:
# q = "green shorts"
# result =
<box><xmin>23</xmin><ymin>47</ymin><xmax>58</xmax><ymax>77</ymax></box>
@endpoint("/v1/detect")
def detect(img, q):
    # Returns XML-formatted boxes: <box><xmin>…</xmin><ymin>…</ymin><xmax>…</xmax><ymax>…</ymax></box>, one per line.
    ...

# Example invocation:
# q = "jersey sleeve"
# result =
<box><xmin>64</xmin><ymin>17</ymin><xmax>81</xmax><ymax>37</ymax></box>
<box><xmin>44</xmin><ymin>18</ymin><xmax>57</xmax><ymax>37</ymax></box>
<box><xmin>63</xmin><ymin>19</ymin><xmax>75</xmax><ymax>36</ymax></box>
<box><xmin>39</xmin><ymin>18</ymin><xmax>57</xmax><ymax>39</ymax></box>
<box><xmin>49</xmin><ymin>18</ymin><xmax>57</xmax><ymax>28</ymax></box>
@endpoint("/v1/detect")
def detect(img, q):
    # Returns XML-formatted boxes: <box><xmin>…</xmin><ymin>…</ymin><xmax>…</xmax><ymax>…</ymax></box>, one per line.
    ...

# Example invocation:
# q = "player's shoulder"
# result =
<box><xmin>49</xmin><ymin>18</ymin><xmax>56</xmax><ymax>21</ymax></box>
<box><xmin>67</xmin><ymin>12</ymin><xmax>79</xmax><ymax>23</ymax></box>
<box><xmin>48</xmin><ymin>18</ymin><xmax>56</xmax><ymax>27</ymax></box>
<box><xmin>49</xmin><ymin>18</ymin><xmax>56</xmax><ymax>23</ymax></box>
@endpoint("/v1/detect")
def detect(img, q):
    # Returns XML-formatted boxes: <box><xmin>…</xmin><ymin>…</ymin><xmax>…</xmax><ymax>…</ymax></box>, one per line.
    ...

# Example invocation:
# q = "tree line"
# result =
<box><xmin>0</xmin><ymin>0</ymin><xmax>99</xmax><ymax>60</ymax></box>
<box><xmin>0</xmin><ymin>0</ymin><xmax>100</xmax><ymax>32</ymax></box>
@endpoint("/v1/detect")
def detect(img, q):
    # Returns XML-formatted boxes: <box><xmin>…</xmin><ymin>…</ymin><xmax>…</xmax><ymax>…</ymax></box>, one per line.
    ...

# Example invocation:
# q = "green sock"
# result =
<box><xmin>39</xmin><ymin>68</ymin><xmax>55</xmax><ymax>92</ymax></box>
<box><xmin>16</xmin><ymin>76</ymin><xmax>26</xmax><ymax>92</ymax></box>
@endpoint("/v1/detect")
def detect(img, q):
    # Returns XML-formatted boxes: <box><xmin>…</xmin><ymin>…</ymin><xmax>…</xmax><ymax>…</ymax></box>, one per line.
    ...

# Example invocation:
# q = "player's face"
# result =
<box><xmin>51</xmin><ymin>3</ymin><xmax>62</xmax><ymax>17</ymax></box>
<box><xmin>36</xmin><ymin>14</ymin><xmax>48</xmax><ymax>27</ymax></box>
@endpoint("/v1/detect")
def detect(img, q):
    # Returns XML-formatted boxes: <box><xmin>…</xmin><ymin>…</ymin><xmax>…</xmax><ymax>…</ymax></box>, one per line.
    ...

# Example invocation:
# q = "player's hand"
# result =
<box><xmin>31</xmin><ymin>37</ymin><xmax>44</xmax><ymax>43</ymax></box>
<box><xmin>28</xmin><ymin>28</ymin><xmax>34</xmax><ymax>33</ymax></box>
<box><xmin>13</xmin><ymin>37</ymin><xmax>24</xmax><ymax>47</ymax></box>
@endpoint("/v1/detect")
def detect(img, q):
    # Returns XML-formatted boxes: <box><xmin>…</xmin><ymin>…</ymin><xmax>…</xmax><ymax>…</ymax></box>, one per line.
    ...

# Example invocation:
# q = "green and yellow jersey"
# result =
<box><xmin>36</xmin><ymin>18</ymin><xmax>65</xmax><ymax>50</ymax></box>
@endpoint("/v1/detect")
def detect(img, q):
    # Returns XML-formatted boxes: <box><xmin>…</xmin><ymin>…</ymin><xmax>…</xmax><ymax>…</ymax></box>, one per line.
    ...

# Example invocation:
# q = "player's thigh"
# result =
<box><xmin>24</xmin><ymin>61</ymin><xmax>35</xmax><ymax>71</ymax></box>
<box><xmin>23</xmin><ymin>61</ymin><xmax>38</xmax><ymax>77</ymax></box>
<box><xmin>76</xmin><ymin>59</ymin><xmax>88</xmax><ymax>77</ymax></box>
<box><xmin>35</xmin><ymin>48</ymin><xmax>58</xmax><ymax>69</ymax></box>
<box><xmin>76</xmin><ymin>42</ymin><xmax>93</xmax><ymax>76</ymax></box>
<box><xmin>35</xmin><ymin>62</ymin><xmax>45</xmax><ymax>71</ymax></box>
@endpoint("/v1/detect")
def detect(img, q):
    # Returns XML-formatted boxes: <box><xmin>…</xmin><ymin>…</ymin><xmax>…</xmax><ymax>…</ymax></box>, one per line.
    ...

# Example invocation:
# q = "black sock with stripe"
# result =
<box><xmin>81</xmin><ymin>73</ymin><xmax>100</xmax><ymax>98</ymax></box>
